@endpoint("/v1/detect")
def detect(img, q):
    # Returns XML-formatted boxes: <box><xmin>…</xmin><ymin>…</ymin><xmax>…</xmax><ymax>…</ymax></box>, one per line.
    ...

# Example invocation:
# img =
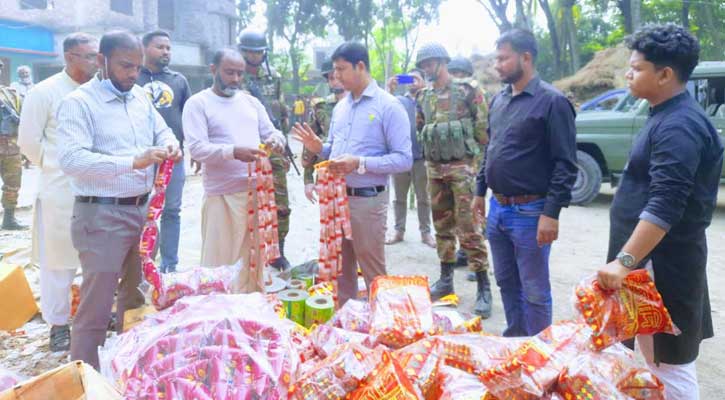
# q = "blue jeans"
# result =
<box><xmin>486</xmin><ymin>197</ymin><xmax>552</xmax><ymax>336</ymax></box>
<box><xmin>159</xmin><ymin>160</ymin><xmax>185</xmax><ymax>272</ymax></box>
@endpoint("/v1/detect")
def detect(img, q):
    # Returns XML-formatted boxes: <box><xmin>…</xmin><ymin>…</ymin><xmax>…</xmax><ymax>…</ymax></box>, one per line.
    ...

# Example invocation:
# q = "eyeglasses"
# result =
<box><xmin>67</xmin><ymin>52</ymin><xmax>98</xmax><ymax>61</ymax></box>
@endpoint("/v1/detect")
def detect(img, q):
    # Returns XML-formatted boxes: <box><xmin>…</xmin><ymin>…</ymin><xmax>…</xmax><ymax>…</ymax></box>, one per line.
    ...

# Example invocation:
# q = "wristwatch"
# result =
<box><xmin>616</xmin><ymin>251</ymin><xmax>637</xmax><ymax>269</ymax></box>
<box><xmin>357</xmin><ymin>156</ymin><xmax>366</xmax><ymax>175</ymax></box>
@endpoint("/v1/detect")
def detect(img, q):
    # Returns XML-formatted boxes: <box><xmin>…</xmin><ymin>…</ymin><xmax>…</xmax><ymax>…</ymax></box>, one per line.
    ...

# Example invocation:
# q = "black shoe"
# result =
<box><xmin>2</xmin><ymin>209</ymin><xmax>27</xmax><ymax>230</ymax></box>
<box><xmin>473</xmin><ymin>271</ymin><xmax>493</xmax><ymax>319</ymax></box>
<box><xmin>430</xmin><ymin>263</ymin><xmax>455</xmax><ymax>300</ymax></box>
<box><xmin>49</xmin><ymin>324</ymin><xmax>71</xmax><ymax>352</ymax></box>
<box><xmin>455</xmin><ymin>248</ymin><xmax>468</xmax><ymax>268</ymax></box>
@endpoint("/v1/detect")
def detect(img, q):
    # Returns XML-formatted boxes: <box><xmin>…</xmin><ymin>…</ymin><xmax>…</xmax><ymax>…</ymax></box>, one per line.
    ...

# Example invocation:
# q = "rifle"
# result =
<box><xmin>246</xmin><ymin>79</ymin><xmax>301</xmax><ymax>176</ymax></box>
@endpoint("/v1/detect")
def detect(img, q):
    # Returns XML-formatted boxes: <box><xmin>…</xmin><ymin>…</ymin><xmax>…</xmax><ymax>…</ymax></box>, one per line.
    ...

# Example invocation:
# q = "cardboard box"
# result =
<box><xmin>0</xmin><ymin>264</ymin><xmax>38</xmax><ymax>331</ymax></box>
<box><xmin>0</xmin><ymin>361</ymin><xmax>121</xmax><ymax>400</ymax></box>
<box><xmin>123</xmin><ymin>304</ymin><xmax>158</xmax><ymax>332</ymax></box>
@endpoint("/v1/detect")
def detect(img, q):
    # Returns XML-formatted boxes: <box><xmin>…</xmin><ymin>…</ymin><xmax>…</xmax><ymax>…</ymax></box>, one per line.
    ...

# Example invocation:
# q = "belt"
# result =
<box><xmin>346</xmin><ymin>186</ymin><xmax>386</xmax><ymax>197</ymax></box>
<box><xmin>493</xmin><ymin>193</ymin><xmax>543</xmax><ymax>206</ymax></box>
<box><xmin>75</xmin><ymin>193</ymin><xmax>150</xmax><ymax>206</ymax></box>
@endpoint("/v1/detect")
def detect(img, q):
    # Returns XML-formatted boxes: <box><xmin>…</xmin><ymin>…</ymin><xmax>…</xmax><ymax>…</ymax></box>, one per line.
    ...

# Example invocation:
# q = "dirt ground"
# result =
<box><xmin>2</xmin><ymin>141</ymin><xmax>724</xmax><ymax>398</ymax></box>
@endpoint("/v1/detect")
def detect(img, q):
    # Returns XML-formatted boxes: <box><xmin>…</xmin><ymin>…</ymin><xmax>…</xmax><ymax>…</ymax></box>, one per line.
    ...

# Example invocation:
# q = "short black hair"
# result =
<box><xmin>99</xmin><ymin>30</ymin><xmax>142</xmax><ymax>57</ymax></box>
<box><xmin>331</xmin><ymin>42</ymin><xmax>370</xmax><ymax>71</ymax></box>
<box><xmin>496</xmin><ymin>29</ymin><xmax>538</xmax><ymax>61</ymax></box>
<box><xmin>63</xmin><ymin>32</ymin><xmax>97</xmax><ymax>52</ymax></box>
<box><xmin>625</xmin><ymin>23</ymin><xmax>700</xmax><ymax>82</ymax></box>
<box><xmin>142</xmin><ymin>30</ymin><xmax>170</xmax><ymax>47</ymax></box>
<box><xmin>212</xmin><ymin>48</ymin><xmax>243</xmax><ymax>65</ymax></box>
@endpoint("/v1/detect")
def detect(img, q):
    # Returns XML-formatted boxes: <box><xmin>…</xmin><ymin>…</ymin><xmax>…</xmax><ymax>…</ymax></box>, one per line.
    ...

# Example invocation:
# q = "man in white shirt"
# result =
<box><xmin>10</xmin><ymin>65</ymin><xmax>34</xmax><ymax>97</ymax></box>
<box><xmin>18</xmin><ymin>33</ymin><xmax>99</xmax><ymax>353</ymax></box>
<box><xmin>56</xmin><ymin>31</ymin><xmax>180</xmax><ymax>369</ymax></box>
<box><xmin>183</xmin><ymin>49</ymin><xmax>285</xmax><ymax>293</ymax></box>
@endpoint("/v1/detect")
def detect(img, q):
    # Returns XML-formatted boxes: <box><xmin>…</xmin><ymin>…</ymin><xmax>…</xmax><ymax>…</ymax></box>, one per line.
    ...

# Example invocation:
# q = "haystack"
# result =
<box><xmin>554</xmin><ymin>44</ymin><xmax>630</xmax><ymax>103</ymax></box>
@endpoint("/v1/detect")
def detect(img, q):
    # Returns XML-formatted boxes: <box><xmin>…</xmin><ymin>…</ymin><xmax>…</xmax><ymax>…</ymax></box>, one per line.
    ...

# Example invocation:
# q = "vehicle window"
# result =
<box><xmin>692</xmin><ymin>78</ymin><xmax>725</xmax><ymax>116</ymax></box>
<box><xmin>615</xmin><ymin>94</ymin><xmax>643</xmax><ymax>112</ymax></box>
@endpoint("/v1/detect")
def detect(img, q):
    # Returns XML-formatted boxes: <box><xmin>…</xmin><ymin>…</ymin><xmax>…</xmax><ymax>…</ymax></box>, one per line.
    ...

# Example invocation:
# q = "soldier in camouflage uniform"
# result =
<box><xmin>416</xmin><ymin>43</ymin><xmax>492</xmax><ymax>317</ymax></box>
<box><xmin>448</xmin><ymin>56</ymin><xmax>484</xmax><ymax>280</ymax></box>
<box><xmin>0</xmin><ymin>60</ymin><xmax>27</xmax><ymax>230</ymax></box>
<box><xmin>238</xmin><ymin>28</ymin><xmax>292</xmax><ymax>270</ymax></box>
<box><xmin>301</xmin><ymin>59</ymin><xmax>346</xmax><ymax>203</ymax></box>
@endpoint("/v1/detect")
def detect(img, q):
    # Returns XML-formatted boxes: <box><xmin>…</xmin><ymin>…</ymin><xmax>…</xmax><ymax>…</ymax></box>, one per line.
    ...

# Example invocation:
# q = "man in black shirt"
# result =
<box><xmin>473</xmin><ymin>29</ymin><xmax>577</xmax><ymax>336</ymax></box>
<box><xmin>598</xmin><ymin>24</ymin><xmax>721</xmax><ymax>398</ymax></box>
<box><xmin>138</xmin><ymin>30</ymin><xmax>192</xmax><ymax>273</ymax></box>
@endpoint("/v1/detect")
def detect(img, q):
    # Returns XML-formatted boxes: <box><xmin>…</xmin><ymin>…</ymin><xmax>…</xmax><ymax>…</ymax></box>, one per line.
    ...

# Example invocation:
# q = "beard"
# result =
<box><xmin>215</xmin><ymin>71</ymin><xmax>239</xmax><ymax>97</ymax></box>
<box><xmin>501</xmin><ymin>59</ymin><xmax>524</xmax><ymax>84</ymax></box>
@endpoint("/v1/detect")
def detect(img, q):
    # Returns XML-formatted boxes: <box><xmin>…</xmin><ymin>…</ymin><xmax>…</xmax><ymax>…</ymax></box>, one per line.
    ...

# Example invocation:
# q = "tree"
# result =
<box><xmin>538</xmin><ymin>0</ymin><xmax>564</xmax><ymax>78</ymax></box>
<box><xmin>560</xmin><ymin>0</ymin><xmax>581</xmax><ymax>73</ymax></box>
<box><xmin>681</xmin><ymin>0</ymin><xmax>690</xmax><ymax>28</ymax></box>
<box><xmin>237</xmin><ymin>0</ymin><xmax>257</xmax><ymax>29</ymax></box>
<box><xmin>475</xmin><ymin>0</ymin><xmax>513</xmax><ymax>33</ymax></box>
<box><xmin>266</xmin><ymin>0</ymin><xmax>328</xmax><ymax>94</ymax></box>
<box><xmin>327</xmin><ymin>0</ymin><xmax>375</xmax><ymax>44</ymax></box>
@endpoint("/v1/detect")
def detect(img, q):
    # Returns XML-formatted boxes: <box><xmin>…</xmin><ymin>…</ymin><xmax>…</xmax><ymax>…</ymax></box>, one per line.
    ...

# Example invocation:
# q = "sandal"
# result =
<box><xmin>49</xmin><ymin>324</ymin><xmax>71</xmax><ymax>352</ymax></box>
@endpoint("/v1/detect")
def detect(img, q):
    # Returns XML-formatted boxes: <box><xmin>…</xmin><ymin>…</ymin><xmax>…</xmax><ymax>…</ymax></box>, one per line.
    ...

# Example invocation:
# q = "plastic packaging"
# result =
<box><xmin>313</xmin><ymin>163</ymin><xmax>353</xmax><ymax>302</ymax></box>
<box><xmin>99</xmin><ymin>293</ymin><xmax>298</xmax><ymax>399</ymax></box>
<box><xmin>369</xmin><ymin>275</ymin><xmax>434</xmax><ymax>348</ymax></box>
<box><xmin>557</xmin><ymin>343</ymin><xmax>665</xmax><ymax>400</ymax></box>
<box><xmin>140</xmin><ymin>160</ymin><xmax>241</xmax><ymax>310</ymax></box>
<box><xmin>574</xmin><ymin>269</ymin><xmax>679</xmax><ymax>351</ymax></box>
<box><xmin>329</xmin><ymin>299</ymin><xmax>371</xmax><ymax>333</ymax></box>
<box><xmin>0</xmin><ymin>368</ymin><xmax>25</xmax><ymax>392</ymax></box>
<box><xmin>481</xmin><ymin>321</ymin><xmax>592</xmax><ymax>399</ymax></box>
<box><xmin>347</xmin><ymin>350</ymin><xmax>419</xmax><ymax>399</ymax></box>
<box><xmin>246</xmin><ymin>148</ymin><xmax>281</xmax><ymax>273</ymax></box>
<box><xmin>309</xmin><ymin>324</ymin><xmax>376</xmax><ymax>358</ymax></box>
<box><xmin>434</xmin><ymin>365</ymin><xmax>493</xmax><ymax>400</ymax></box>
<box><xmin>288</xmin><ymin>343</ymin><xmax>383</xmax><ymax>400</ymax></box>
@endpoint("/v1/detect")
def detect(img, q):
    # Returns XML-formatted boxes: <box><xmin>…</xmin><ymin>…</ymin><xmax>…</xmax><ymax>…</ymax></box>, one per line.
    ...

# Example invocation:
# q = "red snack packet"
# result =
<box><xmin>557</xmin><ymin>343</ymin><xmax>665</xmax><ymax>400</ymax></box>
<box><xmin>434</xmin><ymin>365</ymin><xmax>496</xmax><ymax>400</ymax></box>
<box><xmin>347</xmin><ymin>350</ymin><xmax>420</xmax><ymax>399</ymax></box>
<box><xmin>574</xmin><ymin>270</ymin><xmax>680</xmax><ymax>351</ymax></box>
<box><xmin>369</xmin><ymin>275</ymin><xmax>434</xmax><ymax>348</ymax></box>
<box><xmin>309</xmin><ymin>324</ymin><xmax>377</xmax><ymax>358</ymax></box>
<box><xmin>482</xmin><ymin>321</ymin><xmax>592</xmax><ymax>399</ymax></box>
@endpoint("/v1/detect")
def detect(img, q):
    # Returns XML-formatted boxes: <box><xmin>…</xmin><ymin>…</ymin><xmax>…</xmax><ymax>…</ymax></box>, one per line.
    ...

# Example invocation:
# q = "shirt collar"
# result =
<box><xmin>503</xmin><ymin>76</ymin><xmax>541</xmax><ymax>98</ymax></box>
<box><xmin>649</xmin><ymin>91</ymin><xmax>689</xmax><ymax>116</ymax></box>
<box><xmin>141</xmin><ymin>66</ymin><xmax>170</xmax><ymax>75</ymax></box>
<box><xmin>347</xmin><ymin>79</ymin><xmax>378</xmax><ymax>103</ymax></box>
<box><xmin>61</xmin><ymin>69</ymin><xmax>81</xmax><ymax>86</ymax></box>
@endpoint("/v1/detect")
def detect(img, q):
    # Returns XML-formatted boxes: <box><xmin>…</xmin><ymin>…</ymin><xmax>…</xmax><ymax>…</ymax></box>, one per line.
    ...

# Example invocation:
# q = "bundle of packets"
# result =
<box><xmin>369</xmin><ymin>275</ymin><xmax>434</xmax><ymax>348</ymax></box>
<box><xmin>140</xmin><ymin>160</ymin><xmax>240</xmax><ymax>310</ymax></box>
<box><xmin>573</xmin><ymin>269</ymin><xmax>680</xmax><ymax>351</ymax></box>
<box><xmin>556</xmin><ymin>342</ymin><xmax>665</xmax><ymax>400</ymax></box>
<box><xmin>99</xmin><ymin>293</ymin><xmax>299</xmax><ymax>399</ymax></box>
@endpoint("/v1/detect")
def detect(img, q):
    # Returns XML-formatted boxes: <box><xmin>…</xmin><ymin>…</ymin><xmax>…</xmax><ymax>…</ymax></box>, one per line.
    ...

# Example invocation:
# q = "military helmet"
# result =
<box><xmin>415</xmin><ymin>42</ymin><xmax>451</xmax><ymax>68</ymax></box>
<box><xmin>238</xmin><ymin>28</ymin><xmax>268</xmax><ymax>52</ymax></box>
<box><xmin>448</xmin><ymin>56</ymin><xmax>474</xmax><ymax>76</ymax></box>
<box><xmin>320</xmin><ymin>60</ymin><xmax>334</xmax><ymax>79</ymax></box>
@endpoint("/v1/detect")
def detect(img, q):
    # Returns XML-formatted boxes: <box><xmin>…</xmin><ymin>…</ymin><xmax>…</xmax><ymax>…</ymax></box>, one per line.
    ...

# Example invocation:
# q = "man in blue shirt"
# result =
<box><xmin>597</xmin><ymin>24</ymin><xmax>721</xmax><ymax>398</ymax></box>
<box><xmin>292</xmin><ymin>42</ymin><xmax>412</xmax><ymax>306</ymax></box>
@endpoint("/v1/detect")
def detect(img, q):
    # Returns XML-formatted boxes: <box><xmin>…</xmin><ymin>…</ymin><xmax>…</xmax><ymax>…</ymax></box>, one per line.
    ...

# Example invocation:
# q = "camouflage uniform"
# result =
<box><xmin>242</xmin><ymin>66</ymin><xmax>291</xmax><ymax>241</ymax></box>
<box><xmin>0</xmin><ymin>86</ymin><xmax>23</xmax><ymax>211</ymax></box>
<box><xmin>418</xmin><ymin>79</ymin><xmax>490</xmax><ymax>273</ymax></box>
<box><xmin>302</xmin><ymin>94</ymin><xmax>337</xmax><ymax>185</ymax></box>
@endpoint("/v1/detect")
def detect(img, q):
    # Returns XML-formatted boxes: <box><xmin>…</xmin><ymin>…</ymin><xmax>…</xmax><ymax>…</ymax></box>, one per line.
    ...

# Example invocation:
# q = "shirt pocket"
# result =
<box><xmin>507</xmin><ymin>114</ymin><xmax>545</xmax><ymax>146</ymax></box>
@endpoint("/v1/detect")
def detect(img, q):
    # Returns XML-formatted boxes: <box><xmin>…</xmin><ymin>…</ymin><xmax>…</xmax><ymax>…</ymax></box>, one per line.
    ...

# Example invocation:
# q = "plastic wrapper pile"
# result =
<box><xmin>140</xmin><ymin>160</ymin><xmax>240</xmax><ymax>310</ymax></box>
<box><xmin>98</xmin><ymin>272</ymin><xmax>676</xmax><ymax>399</ymax></box>
<box><xmin>100</xmin><ymin>293</ymin><xmax>300</xmax><ymax>399</ymax></box>
<box><xmin>573</xmin><ymin>269</ymin><xmax>679</xmax><ymax>351</ymax></box>
<box><xmin>313</xmin><ymin>162</ymin><xmax>353</xmax><ymax>302</ymax></box>
<box><xmin>0</xmin><ymin>369</ymin><xmax>25</xmax><ymax>392</ymax></box>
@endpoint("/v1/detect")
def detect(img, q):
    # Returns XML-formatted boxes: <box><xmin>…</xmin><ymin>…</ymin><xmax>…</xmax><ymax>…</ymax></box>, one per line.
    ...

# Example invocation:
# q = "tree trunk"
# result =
<box><xmin>617</xmin><ymin>0</ymin><xmax>633</xmax><ymax>33</ymax></box>
<box><xmin>538</xmin><ymin>0</ymin><xmax>564</xmax><ymax>78</ymax></box>
<box><xmin>562</xmin><ymin>0</ymin><xmax>580</xmax><ymax>73</ymax></box>
<box><xmin>291</xmin><ymin>48</ymin><xmax>301</xmax><ymax>94</ymax></box>
<box><xmin>514</xmin><ymin>0</ymin><xmax>531</xmax><ymax>29</ymax></box>
<box><xmin>630</xmin><ymin>0</ymin><xmax>641</xmax><ymax>32</ymax></box>
<box><xmin>478</xmin><ymin>0</ymin><xmax>512</xmax><ymax>33</ymax></box>
<box><xmin>681</xmin><ymin>0</ymin><xmax>690</xmax><ymax>28</ymax></box>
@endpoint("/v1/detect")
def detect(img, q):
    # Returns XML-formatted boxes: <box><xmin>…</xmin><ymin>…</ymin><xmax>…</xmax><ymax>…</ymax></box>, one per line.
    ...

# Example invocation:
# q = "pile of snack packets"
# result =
<box><xmin>98</xmin><ymin>271</ymin><xmax>675</xmax><ymax>399</ymax></box>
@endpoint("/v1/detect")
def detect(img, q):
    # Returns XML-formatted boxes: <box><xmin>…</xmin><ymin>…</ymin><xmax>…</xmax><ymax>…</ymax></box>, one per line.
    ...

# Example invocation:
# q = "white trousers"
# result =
<box><xmin>40</xmin><ymin>268</ymin><xmax>76</xmax><ymax>326</ymax></box>
<box><xmin>37</xmin><ymin>200</ymin><xmax>78</xmax><ymax>326</ymax></box>
<box><xmin>637</xmin><ymin>335</ymin><xmax>699</xmax><ymax>400</ymax></box>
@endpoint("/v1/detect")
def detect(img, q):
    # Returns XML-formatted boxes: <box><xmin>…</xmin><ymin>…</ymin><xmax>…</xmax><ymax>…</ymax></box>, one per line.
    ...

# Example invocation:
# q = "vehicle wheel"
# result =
<box><xmin>571</xmin><ymin>150</ymin><xmax>602</xmax><ymax>206</ymax></box>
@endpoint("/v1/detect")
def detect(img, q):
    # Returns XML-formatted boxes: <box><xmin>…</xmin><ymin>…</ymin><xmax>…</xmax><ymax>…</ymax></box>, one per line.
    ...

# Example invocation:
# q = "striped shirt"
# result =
<box><xmin>56</xmin><ymin>76</ymin><xmax>178</xmax><ymax>197</ymax></box>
